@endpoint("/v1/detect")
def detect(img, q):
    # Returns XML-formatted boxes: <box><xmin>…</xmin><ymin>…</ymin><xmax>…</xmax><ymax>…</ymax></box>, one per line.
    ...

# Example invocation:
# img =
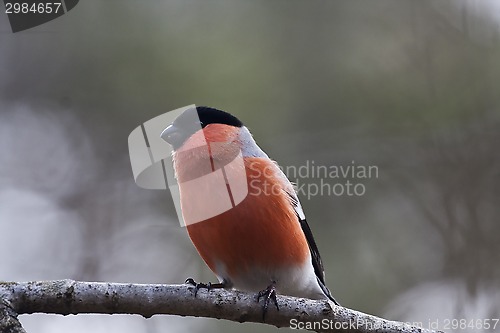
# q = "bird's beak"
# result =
<box><xmin>161</xmin><ymin>120</ymin><xmax>203</xmax><ymax>150</ymax></box>
<box><xmin>160</xmin><ymin>124</ymin><xmax>180</xmax><ymax>145</ymax></box>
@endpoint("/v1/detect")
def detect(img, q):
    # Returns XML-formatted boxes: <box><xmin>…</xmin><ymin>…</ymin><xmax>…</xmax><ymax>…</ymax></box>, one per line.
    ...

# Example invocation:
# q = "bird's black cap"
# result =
<box><xmin>161</xmin><ymin>106</ymin><xmax>243</xmax><ymax>149</ymax></box>
<box><xmin>196</xmin><ymin>106</ymin><xmax>243</xmax><ymax>128</ymax></box>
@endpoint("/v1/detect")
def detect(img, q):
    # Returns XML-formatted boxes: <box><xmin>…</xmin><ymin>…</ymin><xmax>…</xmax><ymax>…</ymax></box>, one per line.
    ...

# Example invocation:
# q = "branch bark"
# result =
<box><xmin>0</xmin><ymin>297</ymin><xmax>27</xmax><ymax>333</ymax></box>
<box><xmin>0</xmin><ymin>280</ymin><xmax>442</xmax><ymax>333</ymax></box>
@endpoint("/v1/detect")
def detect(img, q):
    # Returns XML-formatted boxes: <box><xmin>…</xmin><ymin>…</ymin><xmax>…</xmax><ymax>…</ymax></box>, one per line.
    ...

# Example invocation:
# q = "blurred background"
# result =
<box><xmin>1</xmin><ymin>1</ymin><xmax>499</xmax><ymax>332</ymax></box>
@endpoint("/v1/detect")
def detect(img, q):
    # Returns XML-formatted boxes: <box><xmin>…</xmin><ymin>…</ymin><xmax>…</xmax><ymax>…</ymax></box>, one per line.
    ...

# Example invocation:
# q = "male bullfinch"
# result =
<box><xmin>161</xmin><ymin>106</ymin><xmax>339</xmax><ymax>315</ymax></box>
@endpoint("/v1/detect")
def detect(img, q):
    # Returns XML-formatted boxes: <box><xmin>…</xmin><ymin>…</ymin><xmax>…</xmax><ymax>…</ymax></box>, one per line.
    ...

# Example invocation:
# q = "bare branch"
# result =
<box><xmin>0</xmin><ymin>280</ymin><xmax>442</xmax><ymax>333</ymax></box>
<box><xmin>0</xmin><ymin>297</ymin><xmax>27</xmax><ymax>333</ymax></box>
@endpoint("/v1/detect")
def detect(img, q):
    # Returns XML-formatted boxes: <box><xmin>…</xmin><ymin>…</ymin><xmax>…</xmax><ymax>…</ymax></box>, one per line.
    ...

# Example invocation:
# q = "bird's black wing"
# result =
<box><xmin>287</xmin><ymin>191</ymin><xmax>340</xmax><ymax>305</ymax></box>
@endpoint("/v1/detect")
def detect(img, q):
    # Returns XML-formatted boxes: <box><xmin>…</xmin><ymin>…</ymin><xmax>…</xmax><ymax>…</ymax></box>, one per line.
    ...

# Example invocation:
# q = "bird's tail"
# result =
<box><xmin>317</xmin><ymin>277</ymin><xmax>340</xmax><ymax>306</ymax></box>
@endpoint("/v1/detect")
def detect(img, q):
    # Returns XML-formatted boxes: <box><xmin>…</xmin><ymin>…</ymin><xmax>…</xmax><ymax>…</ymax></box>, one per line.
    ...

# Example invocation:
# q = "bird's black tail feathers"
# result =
<box><xmin>317</xmin><ymin>277</ymin><xmax>340</xmax><ymax>306</ymax></box>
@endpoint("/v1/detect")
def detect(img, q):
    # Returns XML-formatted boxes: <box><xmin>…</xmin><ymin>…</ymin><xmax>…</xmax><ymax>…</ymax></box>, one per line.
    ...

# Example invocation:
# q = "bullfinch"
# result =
<box><xmin>160</xmin><ymin>106</ymin><xmax>339</xmax><ymax>315</ymax></box>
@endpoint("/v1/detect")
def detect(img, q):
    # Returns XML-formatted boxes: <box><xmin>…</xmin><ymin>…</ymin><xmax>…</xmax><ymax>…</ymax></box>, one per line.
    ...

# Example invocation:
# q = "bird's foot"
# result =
<box><xmin>257</xmin><ymin>281</ymin><xmax>279</xmax><ymax>321</ymax></box>
<box><xmin>185</xmin><ymin>277</ymin><xmax>226</xmax><ymax>297</ymax></box>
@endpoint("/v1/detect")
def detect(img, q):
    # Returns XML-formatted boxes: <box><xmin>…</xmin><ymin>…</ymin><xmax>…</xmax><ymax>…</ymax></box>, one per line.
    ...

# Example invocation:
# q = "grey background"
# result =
<box><xmin>1</xmin><ymin>1</ymin><xmax>499</xmax><ymax>332</ymax></box>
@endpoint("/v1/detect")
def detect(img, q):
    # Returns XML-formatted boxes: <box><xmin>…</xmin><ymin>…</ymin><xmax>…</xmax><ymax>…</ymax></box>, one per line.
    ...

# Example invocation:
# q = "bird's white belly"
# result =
<box><xmin>214</xmin><ymin>259</ymin><xmax>327</xmax><ymax>300</ymax></box>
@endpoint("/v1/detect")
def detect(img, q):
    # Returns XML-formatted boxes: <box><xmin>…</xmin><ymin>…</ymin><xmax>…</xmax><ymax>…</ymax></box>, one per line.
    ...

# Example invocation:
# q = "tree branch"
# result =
<box><xmin>0</xmin><ymin>297</ymin><xmax>27</xmax><ymax>333</ymax></box>
<box><xmin>0</xmin><ymin>280</ymin><xmax>442</xmax><ymax>333</ymax></box>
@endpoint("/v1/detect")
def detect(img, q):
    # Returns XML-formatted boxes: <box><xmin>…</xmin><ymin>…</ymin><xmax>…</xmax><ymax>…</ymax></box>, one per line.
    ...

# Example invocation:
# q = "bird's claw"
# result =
<box><xmin>185</xmin><ymin>277</ymin><xmax>225</xmax><ymax>297</ymax></box>
<box><xmin>257</xmin><ymin>281</ymin><xmax>279</xmax><ymax>321</ymax></box>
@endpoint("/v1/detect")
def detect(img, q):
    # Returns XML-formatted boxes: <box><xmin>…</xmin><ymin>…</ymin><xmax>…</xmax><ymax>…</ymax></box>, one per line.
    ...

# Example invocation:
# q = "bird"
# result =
<box><xmin>160</xmin><ymin>106</ymin><xmax>339</xmax><ymax>316</ymax></box>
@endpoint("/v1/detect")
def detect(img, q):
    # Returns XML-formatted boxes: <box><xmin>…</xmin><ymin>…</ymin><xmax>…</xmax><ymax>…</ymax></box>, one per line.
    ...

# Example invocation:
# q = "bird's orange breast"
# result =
<box><xmin>184</xmin><ymin>157</ymin><xmax>310</xmax><ymax>279</ymax></box>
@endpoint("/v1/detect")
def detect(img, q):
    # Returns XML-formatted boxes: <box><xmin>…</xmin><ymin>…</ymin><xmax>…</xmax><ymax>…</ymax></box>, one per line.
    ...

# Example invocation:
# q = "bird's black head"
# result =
<box><xmin>161</xmin><ymin>106</ymin><xmax>243</xmax><ymax>150</ymax></box>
